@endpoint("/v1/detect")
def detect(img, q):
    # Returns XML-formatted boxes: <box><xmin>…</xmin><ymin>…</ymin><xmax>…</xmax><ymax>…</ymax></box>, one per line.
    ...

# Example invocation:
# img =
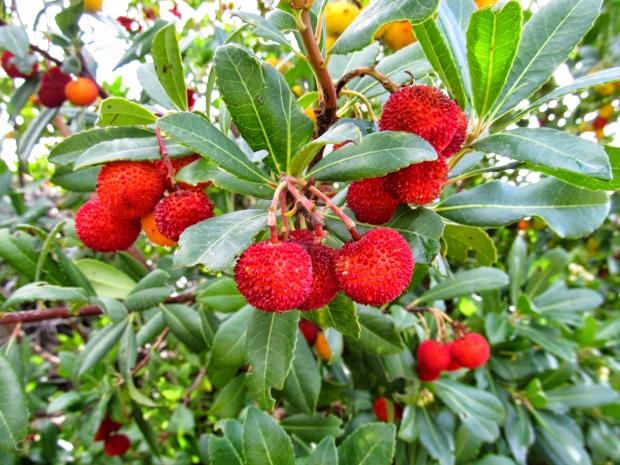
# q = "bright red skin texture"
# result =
<box><xmin>417</xmin><ymin>366</ymin><xmax>441</xmax><ymax>382</ymax></box>
<box><xmin>38</xmin><ymin>67</ymin><xmax>72</xmax><ymax>108</ymax></box>
<box><xmin>417</xmin><ymin>339</ymin><xmax>452</xmax><ymax>375</ymax></box>
<box><xmin>379</xmin><ymin>85</ymin><xmax>461</xmax><ymax>153</ymax></box>
<box><xmin>1</xmin><ymin>51</ymin><xmax>38</xmax><ymax>79</ymax></box>
<box><xmin>442</xmin><ymin>110</ymin><xmax>468</xmax><ymax>158</ymax></box>
<box><xmin>154</xmin><ymin>190</ymin><xmax>214</xmax><ymax>241</ymax></box>
<box><xmin>103</xmin><ymin>434</ymin><xmax>131</xmax><ymax>457</ymax></box>
<box><xmin>346</xmin><ymin>177</ymin><xmax>400</xmax><ymax>225</ymax></box>
<box><xmin>299</xmin><ymin>319</ymin><xmax>321</xmax><ymax>344</ymax></box>
<box><xmin>336</xmin><ymin>228</ymin><xmax>414</xmax><ymax>306</ymax></box>
<box><xmin>446</xmin><ymin>342</ymin><xmax>463</xmax><ymax>371</ymax></box>
<box><xmin>373</xmin><ymin>397</ymin><xmax>403</xmax><ymax>422</ymax></box>
<box><xmin>451</xmin><ymin>333</ymin><xmax>491</xmax><ymax>369</ymax></box>
<box><xmin>76</xmin><ymin>198</ymin><xmax>140</xmax><ymax>252</ymax></box>
<box><xmin>385</xmin><ymin>158</ymin><xmax>448</xmax><ymax>206</ymax></box>
<box><xmin>97</xmin><ymin>161</ymin><xmax>166</xmax><ymax>219</ymax></box>
<box><xmin>94</xmin><ymin>416</ymin><xmax>122</xmax><ymax>442</ymax></box>
<box><xmin>235</xmin><ymin>241</ymin><xmax>313</xmax><ymax>312</ymax></box>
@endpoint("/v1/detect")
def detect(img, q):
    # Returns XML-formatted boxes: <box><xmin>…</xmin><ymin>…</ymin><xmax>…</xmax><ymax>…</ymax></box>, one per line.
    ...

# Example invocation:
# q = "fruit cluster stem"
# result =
<box><xmin>306</xmin><ymin>184</ymin><xmax>361</xmax><ymax>240</ymax></box>
<box><xmin>268</xmin><ymin>181</ymin><xmax>289</xmax><ymax>243</ymax></box>
<box><xmin>155</xmin><ymin>127</ymin><xmax>176</xmax><ymax>188</ymax></box>
<box><xmin>335</xmin><ymin>66</ymin><xmax>400</xmax><ymax>96</ymax></box>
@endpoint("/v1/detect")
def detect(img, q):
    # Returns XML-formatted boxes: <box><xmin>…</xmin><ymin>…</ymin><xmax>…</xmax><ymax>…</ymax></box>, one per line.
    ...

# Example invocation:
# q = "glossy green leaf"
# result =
<box><xmin>97</xmin><ymin>97</ymin><xmax>157</xmax><ymax>126</ymax></box>
<box><xmin>137</xmin><ymin>63</ymin><xmax>176</xmax><ymax>109</ymax></box>
<box><xmin>76</xmin><ymin>318</ymin><xmax>129</xmax><ymax>377</ymax></box>
<box><xmin>387</xmin><ymin>207</ymin><xmax>445</xmax><ymax>265</ymax></box>
<box><xmin>331</xmin><ymin>0</ymin><xmax>438</xmax><ymax>54</ymax></box>
<box><xmin>545</xmin><ymin>384</ymin><xmax>619</xmax><ymax>413</ymax></box>
<box><xmin>416</xmin><ymin>267</ymin><xmax>508</xmax><ymax>304</ymax></box>
<box><xmin>436</xmin><ymin>178</ymin><xmax>610</xmax><ymax>238</ymax></box>
<box><xmin>350</xmin><ymin>306</ymin><xmax>403</xmax><ymax>355</ymax></box>
<box><xmin>234</xmin><ymin>12</ymin><xmax>292</xmax><ymax>49</ymax></box>
<box><xmin>209</xmin><ymin>306</ymin><xmax>253</xmax><ymax>372</ymax></box>
<box><xmin>281</xmin><ymin>414</ymin><xmax>343</xmax><ymax>443</ymax></box>
<box><xmin>307</xmin><ymin>131</ymin><xmax>436</xmax><ymax>182</ymax></box>
<box><xmin>115</xmin><ymin>20</ymin><xmax>168</xmax><ymax>69</ymax></box>
<box><xmin>0</xmin><ymin>24</ymin><xmax>29</xmax><ymax>56</ymax></box>
<box><xmin>515</xmin><ymin>325</ymin><xmax>576</xmax><ymax>362</ymax></box>
<box><xmin>243</xmin><ymin>407</ymin><xmax>294</xmax><ymax>465</ymax></box>
<box><xmin>151</xmin><ymin>23</ymin><xmax>187</xmax><ymax>111</ymax></box>
<box><xmin>417</xmin><ymin>408</ymin><xmax>454</xmax><ymax>465</ymax></box>
<box><xmin>338</xmin><ymin>423</ymin><xmax>396</xmax><ymax>465</ymax></box>
<box><xmin>443</xmin><ymin>224</ymin><xmax>497</xmax><ymax>266</ymax></box>
<box><xmin>161</xmin><ymin>304</ymin><xmax>209</xmax><ymax>353</ymax></box>
<box><xmin>303</xmin><ymin>294</ymin><xmax>360</xmax><ymax>338</ymax></box>
<box><xmin>246</xmin><ymin>310</ymin><xmax>299</xmax><ymax>410</ymax></box>
<box><xmin>467</xmin><ymin>2</ymin><xmax>522</xmax><ymax>118</ymax></box>
<box><xmin>533</xmin><ymin>282</ymin><xmax>603</xmax><ymax>325</ymax></box>
<box><xmin>0</xmin><ymin>354</ymin><xmax>28</xmax><ymax>452</ymax></box>
<box><xmin>534</xmin><ymin>413</ymin><xmax>591</xmax><ymax>465</ymax></box>
<box><xmin>214</xmin><ymin>44</ymin><xmax>313</xmax><ymax>173</ymax></box>
<box><xmin>282</xmin><ymin>334</ymin><xmax>321</xmax><ymax>414</ymax></box>
<box><xmin>50</xmin><ymin>165</ymin><xmax>99</xmax><ymax>192</ymax></box>
<box><xmin>504</xmin><ymin>403</ymin><xmax>534</xmax><ymax>465</ymax></box>
<box><xmin>198</xmin><ymin>278</ymin><xmax>247</xmax><ymax>313</ymax></box>
<box><xmin>307</xmin><ymin>436</ymin><xmax>338</xmax><ymax>465</ymax></box>
<box><xmin>209</xmin><ymin>419</ymin><xmax>245</xmax><ymax>465</ymax></box>
<box><xmin>4</xmin><ymin>282</ymin><xmax>89</xmax><ymax>308</ymax></box>
<box><xmin>75</xmin><ymin>259</ymin><xmax>136</xmax><ymax>299</ymax></box>
<box><xmin>208</xmin><ymin>375</ymin><xmax>248</xmax><ymax>419</ymax></box>
<box><xmin>17</xmin><ymin>108</ymin><xmax>57</xmax><ymax>166</ymax></box>
<box><xmin>174</xmin><ymin>209</ymin><xmax>268</xmax><ymax>272</ymax></box>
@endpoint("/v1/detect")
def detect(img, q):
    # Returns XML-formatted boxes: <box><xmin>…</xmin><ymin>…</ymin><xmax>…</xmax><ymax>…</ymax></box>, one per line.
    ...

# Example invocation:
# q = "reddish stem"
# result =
<box><xmin>279</xmin><ymin>188</ymin><xmax>290</xmax><ymax>241</ymax></box>
<box><xmin>307</xmin><ymin>185</ymin><xmax>361</xmax><ymax>240</ymax></box>
<box><xmin>268</xmin><ymin>181</ymin><xmax>288</xmax><ymax>243</ymax></box>
<box><xmin>155</xmin><ymin>127</ymin><xmax>176</xmax><ymax>187</ymax></box>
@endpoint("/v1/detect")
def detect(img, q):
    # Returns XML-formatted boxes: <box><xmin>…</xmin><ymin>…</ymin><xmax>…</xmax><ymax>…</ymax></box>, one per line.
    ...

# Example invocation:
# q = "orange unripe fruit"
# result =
<box><xmin>65</xmin><ymin>77</ymin><xmax>99</xmax><ymax>106</ymax></box>
<box><xmin>325</xmin><ymin>1</ymin><xmax>360</xmax><ymax>36</ymax></box>
<box><xmin>599</xmin><ymin>104</ymin><xmax>614</xmax><ymax>119</ymax></box>
<box><xmin>304</xmin><ymin>108</ymin><xmax>317</xmax><ymax>122</ymax></box>
<box><xmin>142</xmin><ymin>212</ymin><xmax>177</xmax><ymax>247</ymax></box>
<box><xmin>595</xmin><ymin>83</ymin><xmax>615</xmax><ymax>96</ymax></box>
<box><xmin>475</xmin><ymin>0</ymin><xmax>497</xmax><ymax>8</ymax></box>
<box><xmin>326</xmin><ymin>35</ymin><xmax>337</xmax><ymax>51</ymax></box>
<box><xmin>381</xmin><ymin>21</ymin><xmax>416</xmax><ymax>51</ymax></box>
<box><xmin>314</xmin><ymin>332</ymin><xmax>332</xmax><ymax>362</ymax></box>
<box><xmin>84</xmin><ymin>0</ymin><xmax>103</xmax><ymax>12</ymax></box>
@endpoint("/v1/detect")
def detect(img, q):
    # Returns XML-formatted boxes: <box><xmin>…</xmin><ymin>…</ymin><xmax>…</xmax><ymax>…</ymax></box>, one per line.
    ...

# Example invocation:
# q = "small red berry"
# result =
<box><xmin>154</xmin><ymin>190</ymin><xmax>214</xmax><ymax>241</ymax></box>
<box><xmin>94</xmin><ymin>416</ymin><xmax>122</xmax><ymax>442</ymax></box>
<box><xmin>1</xmin><ymin>51</ymin><xmax>38</xmax><ymax>79</ymax></box>
<box><xmin>450</xmin><ymin>333</ymin><xmax>490</xmax><ymax>369</ymax></box>
<box><xmin>445</xmin><ymin>343</ymin><xmax>463</xmax><ymax>371</ymax></box>
<box><xmin>346</xmin><ymin>177</ymin><xmax>400</xmax><ymax>225</ymax></box>
<box><xmin>592</xmin><ymin>116</ymin><xmax>608</xmax><ymax>130</ymax></box>
<box><xmin>336</xmin><ymin>228</ymin><xmax>414</xmax><ymax>306</ymax></box>
<box><xmin>417</xmin><ymin>366</ymin><xmax>441</xmax><ymax>382</ymax></box>
<box><xmin>384</xmin><ymin>158</ymin><xmax>448</xmax><ymax>206</ymax></box>
<box><xmin>373</xmin><ymin>397</ymin><xmax>403</xmax><ymax>422</ymax></box>
<box><xmin>299</xmin><ymin>319</ymin><xmax>321</xmax><ymax>344</ymax></box>
<box><xmin>234</xmin><ymin>241</ymin><xmax>313</xmax><ymax>312</ymax></box>
<box><xmin>38</xmin><ymin>67</ymin><xmax>72</xmax><ymax>108</ymax></box>
<box><xmin>187</xmin><ymin>88</ymin><xmax>197</xmax><ymax>110</ymax></box>
<box><xmin>75</xmin><ymin>198</ymin><xmax>141</xmax><ymax>252</ymax></box>
<box><xmin>97</xmin><ymin>161</ymin><xmax>166</xmax><ymax>219</ymax></box>
<box><xmin>416</xmin><ymin>340</ymin><xmax>452</xmax><ymax>376</ymax></box>
<box><xmin>103</xmin><ymin>434</ymin><xmax>131</xmax><ymax>457</ymax></box>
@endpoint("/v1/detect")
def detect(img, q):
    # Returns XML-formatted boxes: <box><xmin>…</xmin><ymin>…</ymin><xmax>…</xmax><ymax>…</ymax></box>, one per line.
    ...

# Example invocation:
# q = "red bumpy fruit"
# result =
<box><xmin>1</xmin><ymin>51</ymin><xmax>38</xmax><ymax>79</ymax></box>
<box><xmin>299</xmin><ymin>319</ymin><xmax>321</xmax><ymax>344</ymax></box>
<box><xmin>96</xmin><ymin>161</ymin><xmax>166</xmax><ymax>219</ymax></box>
<box><xmin>373</xmin><ymin>397</ymin><xmax>403</xmax><ymax>423</ymax></box>
<box><xmin>416</xmin><ymin>339</ymin><xmax>451</xmax><ymax>382</ymax></box>
<box><xmin>103</xmin><ymin>434</ymin><xmax>131</xmax><ymax>457</ymax></box>
<box><xmin>155</xmin><ymin>154</ymin><xmax>210</xmax><ymax>191</ymax></box>
<box><xmin>385</xmin><ymin>158</ymin><xmax>448</xmax><ymax>205</ymax></box>
<box><xmin>154</xmin><ymin>190</ymin><xmax>214</xmax><ymax>241</ymax></box>
<box><xmin>379</xmin><ymin>84</ymin><xmax>463</xmax><ymax>153</ymax></box>
<box><xmin>290</xmin><ymin>231</ymin><xmax>340</xmax><ymax>311</ymax></box>
<box><xmin>450</xmin><ymin>333</ymin><xmax>491</xmax><ymax>369</ymax></box>
<box><xmin>442</xmin><ymin>110</ymin><xmax>468</xmax><ymax>158</ymax></box>
<box><xmin>346</xmin><ymin>177</ymin><xmax>400</xmax><ymax>225</ymax></box>
<box><xmin>76</xmin><ymin>198</ymin><xmax>141</xmax><ymax>252</ymax></box>
<box><xmin>38</xmin><ymin>67</ymin><xmax>72</xmax><ymax>108</ymax></box>
<box><xmin>94</xmin><ymin>416</ymin><xmax>122</xmax><ymax>442</ymax></box>
<box><xmin>336</xmin><ymin>228</ymin><xmax>414</xmax><ymax>306</ymax></box>
<box><xmin>235</xmin><ymin>241</ymin><xmax>313</xmax><ymax>312</ymax></box>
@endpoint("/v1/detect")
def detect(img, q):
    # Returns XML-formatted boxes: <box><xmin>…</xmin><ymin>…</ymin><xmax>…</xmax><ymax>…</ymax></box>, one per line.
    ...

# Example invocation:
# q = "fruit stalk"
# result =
<box><xmin>307</xmin><ymin>184</ymin><xmax>361</xmax><ymax>240</ymax></box>
<box><xmin>268</xmin><ymin>181</ymin><xmax>289</xmax><ymax>243</ymax></box>
<box><xmin>336</xmin><ymin>66</ymin><xmax>400</xmax><ymax>96</ymax></box>
<box><xmin>155</xmin><ymin>127</ymin><xmax>176</xmax><ymax>188</ymax></box>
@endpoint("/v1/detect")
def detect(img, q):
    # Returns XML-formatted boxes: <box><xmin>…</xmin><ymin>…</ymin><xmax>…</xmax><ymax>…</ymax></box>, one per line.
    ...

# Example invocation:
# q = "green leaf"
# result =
<box><xmin>115</xmin><ymin>20</ymin><xmax>168</xmax><ymax>69</ymax></box>
<box><xmin>72</xmin><ymin>137</ymin><xmax>191</xmax><ymax>169</ymax></box>
<box><xmin>534</xmin><ymin>412</ymin><xmax>591</xmax><ymax>465</ymax></box>
<box><xmin>474</xmin><ymin>128</ymin><xmax>611</xmax><ymax>180</ymax></box>
<box><xmin>307</xmin><ymin>436</ymin><xmax>338</xmax><ymax>465</ymax></box>
<box><xmin>281</xmin><ymin>414</ymin><xmax>343</xmax><ymax>443</ymax></box>
<box><xmin>387</xmin><ymin>207</ymin><xmax>445</xmax><ymax>265</ymax></box>
<box><xmin>435</xmin><ymin>178</ymin><xmax>610</xmax><ymax>238</ymax></box>
<box><xmin>331</xmin><ymin>0</ymin><xmax>439</xmax><ymax>54</ymax></box>
<box><xmin>234</xmin><ymin>12</ymin><xmax>293</xmax><ymax>49</ymax></box>
<box><xmin>329</xmin><ymin>42</ymin><xmax>381</xmax><ymax>80</ymax></box>
<box><xmin>508</xmin><ymin>236</ymin><xmax>528</xmax><ymax>305</ymax></box>
<box><xmin>17</xmin><ymin>108</ymin><xmax>57</xmax><ymax>166</ymax></box>
<box><xmin>214</xmin><ymin>44</ymin><xmax>314</xmax><ymax>174</ymax></box>
<box><xmin>470</xmin><ymin>456</ymin><xmax>516</xmax><ymax>465</ymax></box>
<box><xmin>158</xmin><ymin>112</ymin><xmax>271</xmax><ymax>183</ymax></box>
<box><xmin>243</xmin><ymin>407</ymin><xmax>294</xmax><ymax>465</ymax></box>
<box><xmin>4</xmin><ymin>282</ymin><xmax>89</xmax><ymax>309</ymax></box>
<box><xmin>442</xmin><ymin>224</ymin><xmax>497</xmax><ymax>265</ymax></box>
<box><xmin>307</xmin><ymin>131</ymin><xmax>436</xmax><ymax>182</ymax></box>
<box><xmin>151</xmin><ymin>23</ymin><xmax>187</xmax><ymax>111</ymax></box>
<box><xmin>198</xmin><ymin>278</ymin><xmax>247</xmax><ymax>313</ymax></box>
<box><xmin>75</xmin><ymin>259</ymin><xmax>136</xmax><ymax>299</ymax></box>
<box><xmin>417</xmin><ymin>408</ymin><xmax>454</xmax><ymax>465</ymax></box>
<box><xmin>8</xmin><ymin>76</ymin><xmax>39</xmax><ymax>121</ymax></box>
<box><xmin>350</xmin><ymin>306</ymin><xmax>403</xmax><ymax>355</ymax></box>
<box><xmin>0</xmin><ymin>354</ymin><xmax>28</xmax><ymax>452</ymax></box>
<box><xmin>545</xmin><ymin>384</ymin><xmax>619</xmax><ymax>413</ymax></box>
<box><xmin>161</xmin><ymin>304</ymin><xmax>209</xmax><ymax>353</ymax></box>
<box><xmin>137</xmin><ymin>63</ymin><xmax>177</xmax><ymax>109</ymax></box>
<box><xmin>282</xmin><ymin>334</ymin><xmax>321</xmax><ymax>414</ymax></box>
<box><xmin>51</xmin><ymin>165</ymin><xmax>99</xmax><ymax>192</ymax></box>
<box><xmin>208</xmin><ymin>375</ymin><xmax>248</xmax><ymax>419</ymax></box>
<box><xmin>176</xmin><ymin>159</ymin><xmax>273</xmax><ymax>199</ymax></box>
<box><xmin>515</xmin><ymin>325</ymin><xmax>576</xmax><ymax>362</ymax></box>
<box><xmin>414</xmin><ymin>15</ymin><xmax>467</xmax><ymax>107</ymax></box>
<box><xmin>209</xmin><ymin>419</ymin><xmax>245</xmax><ymax>465</ymax></box>
<box><xmin>338</xmin><ymin>423</ymin><xmax>396</xmax><ymax>465</ymax></box>
<box><xmin>504</xmin><ymin>403</ymin><xmax>534</xmax><ymax>464</ymax></box>
<box><xmin>97</xmin><ymin>97</ymin><xmax>157</xmax><ymax>126</ymax></box>
<box><xmin>303</xmin><ymin>294</ymin><xmax>360</xmax><ymax>338</ymax></box>
<box><xmin>467</xmin><ymin>2</ymin><xmax>522</xmax><ymax>118</ymax></box>
<box><xmin>493</xmin><ymin>0</ymin><xmax>603</xmax><ymax>119</ymax></box>
<box><xmin>49</xmin><ymin>127</ymin><xmax>153</xmax><ymax>165</ymax></box>
<box><xmin>246</xmin><ymin>310</ymin><xmax>299</xmax><ymax>410</ymax></box>
<box><xmin>434</xmin><ymin>380</ymin><xmax>505</xmax><ymax>442</ymax></box>
<box><xmin>533</xmin><ymin>282</ymin><xmax>603</xmax><ymax>325</ymax></box>
<box><xmin>125</xmin><ymin>287</ymin><xmax>172</xmax><ymax>312</ymax></box>
<box><xmin>174</xmin><ymin>209</ymin><xmax>268</xmax><ymax>272</ymax></box>
<box><xmin>76</xmin><ymin>318</ymin><xmax>129</xmax><ymax>377</ymax></box>
<box><xmin>209</xmin><ymin>306</ymin><xmax>253</xmax><ymax>371</ymax></box>
<box><xmin>416</xmin><ymin>267</ymin><xmax>508</xmax><ymax>304</ymax></box>
<box><xmin>131</xmin><ymin>401</ymin><xmax>161</xmax><ymax>457</ymax></box>
<box><xmin>0</xmin><ymin>24</ymin><xmax>29</xmax><ymax>56</ymax></box>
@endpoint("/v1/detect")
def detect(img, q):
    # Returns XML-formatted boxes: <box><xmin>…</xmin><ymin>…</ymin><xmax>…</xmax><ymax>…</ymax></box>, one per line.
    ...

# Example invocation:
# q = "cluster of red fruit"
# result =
<box><xmin>235</xmin><ymin>227</ymin><xmax>414</xmax><ymax>312</ymax></box>
<box><xmin>2</xmin><ymin>51</ymin><xmax>99</xmax><ymax>108</ymax></box>
<box><xmin>94</xmin><ymin>416</ymin><xmax>130</xmax><ymax>457</ymax></box>
<box><xmin>347</xmin><ymin>85</ymin><xmax>467</xmax><ymax>225</ymax></box>
<box><xmin>75</xmin><ymin>155</ymin><xmax>214</xmax><ymax>252</ymax></box>
<box><xmin>299</xmin><ymin>319</ymin><xmax>333</xmax><ymax>362</ymax></box>
<box><xmin>417</xmin><ymin>333</ymin><xmax>490</xmax><ymax>382</ymax></box>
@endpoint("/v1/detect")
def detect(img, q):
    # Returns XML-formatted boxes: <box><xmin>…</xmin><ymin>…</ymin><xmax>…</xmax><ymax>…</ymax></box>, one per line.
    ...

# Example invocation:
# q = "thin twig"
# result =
<box><xmin>336</xmin><ymin>66</ymin><xmax>400</xmax><ymax>96</ymax></box>
<box><xmin>155</xmin><ymin>127</ymin><xmax>176</xmax><ymax>188</ymax></box>
<box><xmin>132</xmin><ymin>327</ymin><xmax>170</xmax><ymax>375</ymax></box>
<box><xmin>307</xmin><ymin>184</ymin><xmax>361</xmax><ymax>240</ymax></box>
<box><xmin>268</xmin><ymin>181</ymin><xmax>288</xmax><ymax>243</ymax></box>
<box><xmin>183</xmin><ymin>367</ymin><xmax>206</xmax><ymax>406</ymax></box>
